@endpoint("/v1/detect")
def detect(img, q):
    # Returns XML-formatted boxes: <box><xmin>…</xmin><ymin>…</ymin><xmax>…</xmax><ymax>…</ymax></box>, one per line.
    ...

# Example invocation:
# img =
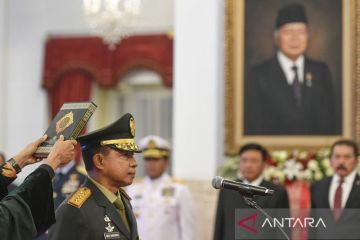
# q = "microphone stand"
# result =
<box><xmin>242</xmin><ymin>195</ymin><xmax>290</xmax><ymax>240</ymax></box>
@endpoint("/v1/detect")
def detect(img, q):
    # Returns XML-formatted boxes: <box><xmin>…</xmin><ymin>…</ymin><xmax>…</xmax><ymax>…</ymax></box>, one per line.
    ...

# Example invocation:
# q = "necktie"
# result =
<box><xmin>114</xmin><ymin>197</ymin><xmax>130</xmax><ymax>231</ymax></box>
<box><xmin>291</xmin><ymin>65</ymin><xmax>302</xmax><ymax>106</ymax></box>
<box><xmin>333</xmin><ymin>178</ymin><xmax>344</xmax><ymax>221</ymax></box>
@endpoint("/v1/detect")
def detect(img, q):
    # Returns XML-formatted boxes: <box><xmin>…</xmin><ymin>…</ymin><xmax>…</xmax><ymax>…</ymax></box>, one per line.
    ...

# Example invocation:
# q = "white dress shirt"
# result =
<box><xmin>126</xmin><ymin>173</ymin><xmax>194</xmax><ymax>240</ymax></box>
<box><xmin>277</xmin><ymin>51</ymin><xmax>305</xmax><ymax>85</ymax></box>
<box><xmin>243</xmin><ymin>175</ymin><xmax>264</xmax><ymax>186</ymax></box>
<box><xmin>329</xmin><ymin>170</ymin><xmax>357</xmax><ymax>209</ymax></box>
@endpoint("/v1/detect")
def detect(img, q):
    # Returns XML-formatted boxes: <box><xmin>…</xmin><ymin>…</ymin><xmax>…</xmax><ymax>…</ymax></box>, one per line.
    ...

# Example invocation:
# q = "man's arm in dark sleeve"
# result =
<box><xmin>7</xmin><ymin>164</ymin><xmax>55</xmax><ymax>235</ymax></box>
<box><xmin>0</xmin><ymin>194</ymin><xmax>37</xmax><ymax>240</ymax></box>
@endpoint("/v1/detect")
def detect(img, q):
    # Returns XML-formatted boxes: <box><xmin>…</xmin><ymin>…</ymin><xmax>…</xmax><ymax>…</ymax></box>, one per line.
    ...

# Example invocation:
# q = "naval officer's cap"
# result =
<box><xmin>138</xmin><ymin>135</ymin><xmax>171</xmax><ymax>159</ymax></box>
<box><xmin>77</xmin><ymin>113</ymin><xmax>141</xmax><ymax>153</ymax></box>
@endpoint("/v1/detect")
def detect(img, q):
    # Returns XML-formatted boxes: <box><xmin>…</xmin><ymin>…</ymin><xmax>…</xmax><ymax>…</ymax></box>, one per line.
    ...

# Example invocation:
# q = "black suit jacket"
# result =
<box><xmin>245</xmin><ymin>56</ymin><xmax>337</xmax><ymax>135</ymax></box>
<box><xmin>49</xmin><ymin>178</ymin><xmax>139</xmax><ymax>240</ymax></box>
<box><xmin>310</xmin><ymin>174</ymin><xmax>360</xmax><ymax>239</ymax></box>
<box><xmin>213</xmin><ymin>179</ymin><xmax>289</xmax><ymax>240</ymax></box>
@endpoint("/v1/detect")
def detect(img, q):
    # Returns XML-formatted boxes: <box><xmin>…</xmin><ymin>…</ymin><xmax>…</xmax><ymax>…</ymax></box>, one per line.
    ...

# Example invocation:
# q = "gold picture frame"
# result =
<box><xmin>225</xmin><ymin>0</ymin><xmax>358</xmax><ymax>153</ymax></box>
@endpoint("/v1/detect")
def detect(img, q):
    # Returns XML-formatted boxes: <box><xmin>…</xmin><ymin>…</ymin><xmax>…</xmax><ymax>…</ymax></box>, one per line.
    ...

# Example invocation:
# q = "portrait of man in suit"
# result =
<box><xmin>213</xmin><ymin>143</ymin><xmax>289</xmax><ymax>240</ymax></box>
<box><xmin>310</xmin><ymin>139</ymin><xmax>360</xmax><ymax>239</ymax></box>
<box><xmin>244</xmin><ymin>1</ymin><xmax>341</xmax><ymax>135</ymax></box>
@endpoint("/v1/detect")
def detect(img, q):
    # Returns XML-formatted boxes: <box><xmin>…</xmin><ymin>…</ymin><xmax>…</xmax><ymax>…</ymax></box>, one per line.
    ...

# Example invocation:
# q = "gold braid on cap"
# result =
<box><xmin>143</xmin><ymin>139</ymin><xmax>169</xmax><ymax>158</ymax></box>
<box><xmin>101</xmin><ymin>139</ymin><xmax>140</xmax><ymax>152</ymax></box>
<box><xmin>143</xmin><ymin>149</ymin><xmax>169</xmax><ymax>158</ymax></box>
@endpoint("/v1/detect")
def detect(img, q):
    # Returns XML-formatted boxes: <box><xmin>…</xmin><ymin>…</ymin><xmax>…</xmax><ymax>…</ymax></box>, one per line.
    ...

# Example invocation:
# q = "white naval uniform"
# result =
<box><xmin>127</xmin><ymin>173</ymin><xmax>194</xmax><ymax>240</ymax></box>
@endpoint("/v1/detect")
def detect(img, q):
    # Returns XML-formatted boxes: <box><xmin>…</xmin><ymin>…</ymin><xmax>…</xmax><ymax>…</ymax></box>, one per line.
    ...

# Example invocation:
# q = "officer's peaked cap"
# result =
<box><xmin>77</xmin><ymin>113</ymin><xmax>141</xmax><ymax>153</ymax></box>
<box><xmin>138</xmin><ymin>135</ymin><xmax>171</xmax><ymax>158</ymax></box>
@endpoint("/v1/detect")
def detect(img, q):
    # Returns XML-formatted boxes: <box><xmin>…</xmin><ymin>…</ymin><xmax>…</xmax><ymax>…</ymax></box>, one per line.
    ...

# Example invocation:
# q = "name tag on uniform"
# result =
<box><xmin>104</xmin><ymin>232</ymin><xmax>122</xmax><ymax>239</ymax></box>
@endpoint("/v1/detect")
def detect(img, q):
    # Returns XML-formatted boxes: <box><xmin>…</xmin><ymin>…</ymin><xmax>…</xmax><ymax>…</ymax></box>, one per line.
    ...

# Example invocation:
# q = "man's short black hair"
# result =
<box><xmin>239</xmin><ymin>143</ymin><xmax>269</xmax><ymax>161</ymax></box>
<box><xmin>330</xmin><ymin>139</ymin><xmax>359</xmax><ymax>157</ymax></box>
<box><xmin>81</xmin><ymin>146</ymin><xmax>111</xmax><ymax>172</ymax></box>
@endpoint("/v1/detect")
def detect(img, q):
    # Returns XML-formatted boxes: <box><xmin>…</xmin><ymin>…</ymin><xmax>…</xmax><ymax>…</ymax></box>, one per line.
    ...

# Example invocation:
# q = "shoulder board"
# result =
<box><xmin>119</xmin><ymin>188</ymin><xmax>132</xmax><ymax>201</ymax></box>
<box><xmin>76</xmin><ymin>165</ymin><xmax>88</xmax><ymax>176</ymax></box>
<box><xmin>171</xmin><ymin>177</ymin><xmax>186</xmax><ymax>185</ymax></box>
<box><xmin>67</xmin><ymin>187</ymin><xmax>91</xmax><ymax>208</ymax></box>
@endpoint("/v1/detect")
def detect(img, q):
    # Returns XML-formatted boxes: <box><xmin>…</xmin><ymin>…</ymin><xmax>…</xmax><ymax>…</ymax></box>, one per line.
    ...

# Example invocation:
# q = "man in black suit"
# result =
<box><xmin>310</xmin><ymin>139</ymin><xmax>360</xmax><ymax>239</ymax></box>
<box><xmin>49</xmin><ymin>113</ymin><xmax>141</xmax><ymax>240</ymax></box>
<box><xmin>245</xmin><ymin>3</ymin><xmax>337</xmax><ymax>135</ymax></box>
<box><xmin>213</xmin><ymin>143</ymin><xmax>289</xmax><ymax>240</ymax></box>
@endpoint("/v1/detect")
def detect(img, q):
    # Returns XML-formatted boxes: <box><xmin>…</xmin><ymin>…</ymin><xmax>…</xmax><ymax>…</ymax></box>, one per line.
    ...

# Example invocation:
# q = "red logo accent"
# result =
<box><xmin>237</xmin><ymin>213</ymin><xmax>258</xmax><ymax>233</ymax></box>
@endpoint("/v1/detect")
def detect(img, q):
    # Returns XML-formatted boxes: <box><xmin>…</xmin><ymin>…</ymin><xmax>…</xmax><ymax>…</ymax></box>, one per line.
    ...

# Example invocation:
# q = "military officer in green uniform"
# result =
<box><xmin>37</xmin><ymin>160</ymin><xmax>87</xmax><ymax>240</ymax></box>
<box><xmin>0</xmin><ymin>135</ymin><xmax>77</xmax><ymax>240</ymax></box>
<box><xmin>49</xmin><ymin>113</ymin><xmax>141</xmax><ymax>240</ymax></box>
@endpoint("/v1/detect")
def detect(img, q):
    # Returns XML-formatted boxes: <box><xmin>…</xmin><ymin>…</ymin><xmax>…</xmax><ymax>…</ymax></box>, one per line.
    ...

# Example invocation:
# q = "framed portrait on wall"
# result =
<box><xmin>225</xmin><ymin>0</ymin><xmax>360</xmax><ymax>153</ymax></box>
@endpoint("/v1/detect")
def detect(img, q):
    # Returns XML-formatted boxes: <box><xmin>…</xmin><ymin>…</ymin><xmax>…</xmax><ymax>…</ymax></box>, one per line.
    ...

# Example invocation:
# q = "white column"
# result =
<box><xmin>173</xmin><ymin>0</ymin><xmax>224</xmax><ymax>180</ymax></box>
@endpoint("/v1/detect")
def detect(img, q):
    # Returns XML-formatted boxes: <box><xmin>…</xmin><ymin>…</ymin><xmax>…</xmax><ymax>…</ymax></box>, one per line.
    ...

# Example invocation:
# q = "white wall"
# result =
<box><xmin>173</xmin><ymin>0</ymin><xmax>224</xmax><ymax>180</ymax></box>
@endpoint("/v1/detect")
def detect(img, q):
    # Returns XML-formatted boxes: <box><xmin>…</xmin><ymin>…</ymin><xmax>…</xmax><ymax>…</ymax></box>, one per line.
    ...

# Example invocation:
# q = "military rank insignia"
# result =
<box><xmin>67</xmin><ymin>187</ymin><xmax>91</xmax><ymax>208</ymax></box>
<box><xmin>162</xmin><ymin>187</ymin><xmax>175</xmax><ymax>197</ymax></box>
<box><xmin>103</xmin><ymin>215</ymin><xmax>121</xmax><ymax>240</ymax></box>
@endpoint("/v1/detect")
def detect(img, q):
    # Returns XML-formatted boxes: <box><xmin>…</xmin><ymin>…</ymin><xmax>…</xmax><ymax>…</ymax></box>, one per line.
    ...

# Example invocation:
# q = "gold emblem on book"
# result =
<box><xmin>56</xmin><ymin>111</ymin><xmax>74</xmax><ymax>134</ymax></box>
<box><xmin>129</xmin><ymin>117</ymin><xmax>136</xmax><ymax>137</ymax></box>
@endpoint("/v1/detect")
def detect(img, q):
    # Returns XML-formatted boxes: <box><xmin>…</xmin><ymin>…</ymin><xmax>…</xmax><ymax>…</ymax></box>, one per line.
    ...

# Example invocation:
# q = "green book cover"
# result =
<box><xmin>34</xmin><ymin>102</ymin><xmax>97</xmax><ymax>158</ymax></box>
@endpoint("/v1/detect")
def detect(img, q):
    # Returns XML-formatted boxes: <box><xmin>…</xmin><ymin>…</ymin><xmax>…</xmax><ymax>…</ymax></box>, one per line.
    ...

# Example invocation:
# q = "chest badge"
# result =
<box><xmin>105</xmin><ymin>223</ymin><xmax>115</xmax><ymax>232</ymax></box>
<box><xmin>305</xmin><ymin>72</ymin><xmax>312</xmax><ymax>87</ymax></box>
<box><xmin>162</xmin><ymin>187</ymin><xmax>175</xmax><ymax>197</ymax></box>
<box><xmin>104</xmin><ymin>215</ymin><xmax>111</xmax><ymax>222</ymax></box>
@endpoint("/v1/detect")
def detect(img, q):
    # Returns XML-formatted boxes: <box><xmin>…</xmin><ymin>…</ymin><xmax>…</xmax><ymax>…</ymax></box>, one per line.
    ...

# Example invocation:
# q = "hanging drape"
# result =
<box><xmin>42</xmin><ymin>34</ymin><xmax>173</xmax><ymax>161</ymax></box>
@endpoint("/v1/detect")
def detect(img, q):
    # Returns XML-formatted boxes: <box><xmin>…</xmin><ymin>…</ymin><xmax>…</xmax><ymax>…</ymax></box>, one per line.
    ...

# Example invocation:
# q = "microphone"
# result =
<box><xmin>212</xmin><ymin>176</ymin><xmax>274</xmax><ymax>196</ymax></box>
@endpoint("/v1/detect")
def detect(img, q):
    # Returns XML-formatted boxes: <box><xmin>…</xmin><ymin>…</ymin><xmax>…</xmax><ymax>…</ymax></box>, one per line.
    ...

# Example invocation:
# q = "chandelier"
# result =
<box><xmin>83</xmin><ymin>0</ymin><xmax>142</xmax><ymax>49</ymax></box>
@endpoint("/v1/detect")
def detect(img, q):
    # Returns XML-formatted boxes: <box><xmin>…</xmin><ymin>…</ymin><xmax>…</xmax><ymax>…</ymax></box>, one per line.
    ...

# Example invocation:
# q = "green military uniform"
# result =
<box><xmin>49</xmin><ymin>177</ymin><xmax>139</xmax><ymax>240</ymax></box>
<box><xmin>0</xmin><ymin>164</ymin><xmax>56</xmax><ymax>240</ymax></box>
<box><xmin>49</xmin><ymin>113</ymin><xmax>141</xmax><ymax>240</ymax></box>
